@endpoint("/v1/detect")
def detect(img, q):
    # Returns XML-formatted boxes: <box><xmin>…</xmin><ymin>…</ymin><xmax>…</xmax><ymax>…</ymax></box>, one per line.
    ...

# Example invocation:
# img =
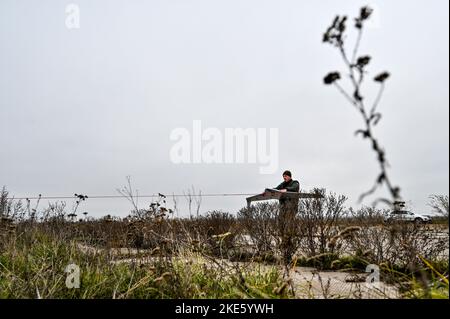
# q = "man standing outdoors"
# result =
<box><xmin>274</xmin><ymin>170</ymin><xmax>300</xmax><ymax>265</ymax></box>
<box><xmin>274</xmin><ymin>170</ymin><xmax>300</xmax><ymax>213</ymax></box>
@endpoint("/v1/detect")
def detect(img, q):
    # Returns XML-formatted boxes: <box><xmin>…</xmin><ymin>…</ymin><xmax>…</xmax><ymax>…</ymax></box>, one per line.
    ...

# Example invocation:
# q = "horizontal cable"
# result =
<box><xmin>6</xmin><ymin>193</ymin><xmax>258</xmax><ymax>200</ymax></box>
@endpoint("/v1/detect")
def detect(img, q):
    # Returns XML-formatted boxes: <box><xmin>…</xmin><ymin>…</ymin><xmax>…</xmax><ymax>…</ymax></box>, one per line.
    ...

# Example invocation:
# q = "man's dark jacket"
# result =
<box><xmin>274</xmin><ymin>180</ymin><xmax>300</xmax><ymax>193</ymax></box>
<box><xmin>274</xmin><ymin>179</ymin><xmax>300</xmax><ymax>212</ymax></box>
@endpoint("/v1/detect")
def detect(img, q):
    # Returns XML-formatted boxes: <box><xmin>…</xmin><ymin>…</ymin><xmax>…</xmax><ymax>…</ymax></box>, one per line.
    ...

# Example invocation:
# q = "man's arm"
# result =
<box><xmin>274</xmin><ymin>182</ymin><xmax>284</xmax><ymax>190</ymax></box>
<box><xmin>285</xmin><ymin>181</ymin><xmax>300</xmax><ymax>192</ymax></box>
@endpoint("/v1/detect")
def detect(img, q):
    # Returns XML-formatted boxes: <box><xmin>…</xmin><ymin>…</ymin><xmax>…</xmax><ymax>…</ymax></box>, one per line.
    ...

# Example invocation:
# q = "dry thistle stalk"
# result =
<box><xmin>323</xmin><ymin>6</ymin><xmax>401</xmax><ymax>207</ymax></box>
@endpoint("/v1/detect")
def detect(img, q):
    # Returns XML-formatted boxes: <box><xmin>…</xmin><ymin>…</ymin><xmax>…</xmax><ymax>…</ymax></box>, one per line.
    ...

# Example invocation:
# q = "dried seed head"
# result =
<box><xmin>324</xmin><ymin>72</ymin><xmax>341</xmax><ymax>85</ymax></box>
<box><xmin>374</xmin><ymin>72</ymin><xmax>390</xmax><ymax>83</ymax></box>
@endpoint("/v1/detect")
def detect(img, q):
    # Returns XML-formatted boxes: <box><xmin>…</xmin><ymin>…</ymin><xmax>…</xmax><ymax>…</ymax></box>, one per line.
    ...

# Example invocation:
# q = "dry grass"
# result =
<box><xmin>0</xmin><ymin>187</ymin><xmax>448</xmax><ymax>299</ymax></box>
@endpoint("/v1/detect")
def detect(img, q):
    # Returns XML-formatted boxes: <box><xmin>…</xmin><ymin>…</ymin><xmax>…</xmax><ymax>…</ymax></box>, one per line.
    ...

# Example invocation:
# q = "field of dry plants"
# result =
<box><xmin>0</xmin><ymin>187</ymin><xmax>448</xmax><ymax>299</ymax></box>
<box><xmin>0</xmin><ymin>3</ymin><xmax>448</xmax><ymax>307</ymax></box>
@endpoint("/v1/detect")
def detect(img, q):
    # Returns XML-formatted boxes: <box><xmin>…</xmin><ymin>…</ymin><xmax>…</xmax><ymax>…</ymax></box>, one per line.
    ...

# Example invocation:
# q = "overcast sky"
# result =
<box><xmin>1</xmin><ymin>0</ymin><xmax>448</xmax><ymax>217</ymax></box>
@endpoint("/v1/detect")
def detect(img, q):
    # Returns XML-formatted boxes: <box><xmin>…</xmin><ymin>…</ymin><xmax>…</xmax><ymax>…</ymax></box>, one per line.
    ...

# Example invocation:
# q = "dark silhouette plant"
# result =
<box><xmin>322</xmin><ymin>6</ymin><xmax>401</xmax><ymax>207</ymax></box>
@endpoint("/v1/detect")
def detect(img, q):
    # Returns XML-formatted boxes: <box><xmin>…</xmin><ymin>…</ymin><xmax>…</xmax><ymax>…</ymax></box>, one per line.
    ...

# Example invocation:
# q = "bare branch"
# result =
<box><xmin>370</xmin><ymin>83</ymin><xmax>386</xmax><ymax>117</ymax></box>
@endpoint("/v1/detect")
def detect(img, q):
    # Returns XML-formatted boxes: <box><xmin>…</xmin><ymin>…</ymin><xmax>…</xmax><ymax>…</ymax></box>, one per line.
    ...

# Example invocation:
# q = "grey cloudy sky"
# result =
<box><xmin>1</xmin><ymin>0</ymin><xmax>448</xmax><ymax>217</ymax></box>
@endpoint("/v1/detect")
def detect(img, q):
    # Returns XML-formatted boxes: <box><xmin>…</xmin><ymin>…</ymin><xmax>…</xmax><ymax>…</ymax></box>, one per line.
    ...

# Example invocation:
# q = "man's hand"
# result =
<box><xmin>280</xmin><ymin>189</ymin><xmax>287</xmax><ymax>193</ymax></box>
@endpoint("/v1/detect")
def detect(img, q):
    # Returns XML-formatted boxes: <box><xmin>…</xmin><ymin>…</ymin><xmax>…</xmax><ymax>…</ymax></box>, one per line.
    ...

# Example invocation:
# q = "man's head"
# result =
<box><xmin>282</xmin><ymin>170</ymin><xmax>292</xmax><ymax>182</ymax></box>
